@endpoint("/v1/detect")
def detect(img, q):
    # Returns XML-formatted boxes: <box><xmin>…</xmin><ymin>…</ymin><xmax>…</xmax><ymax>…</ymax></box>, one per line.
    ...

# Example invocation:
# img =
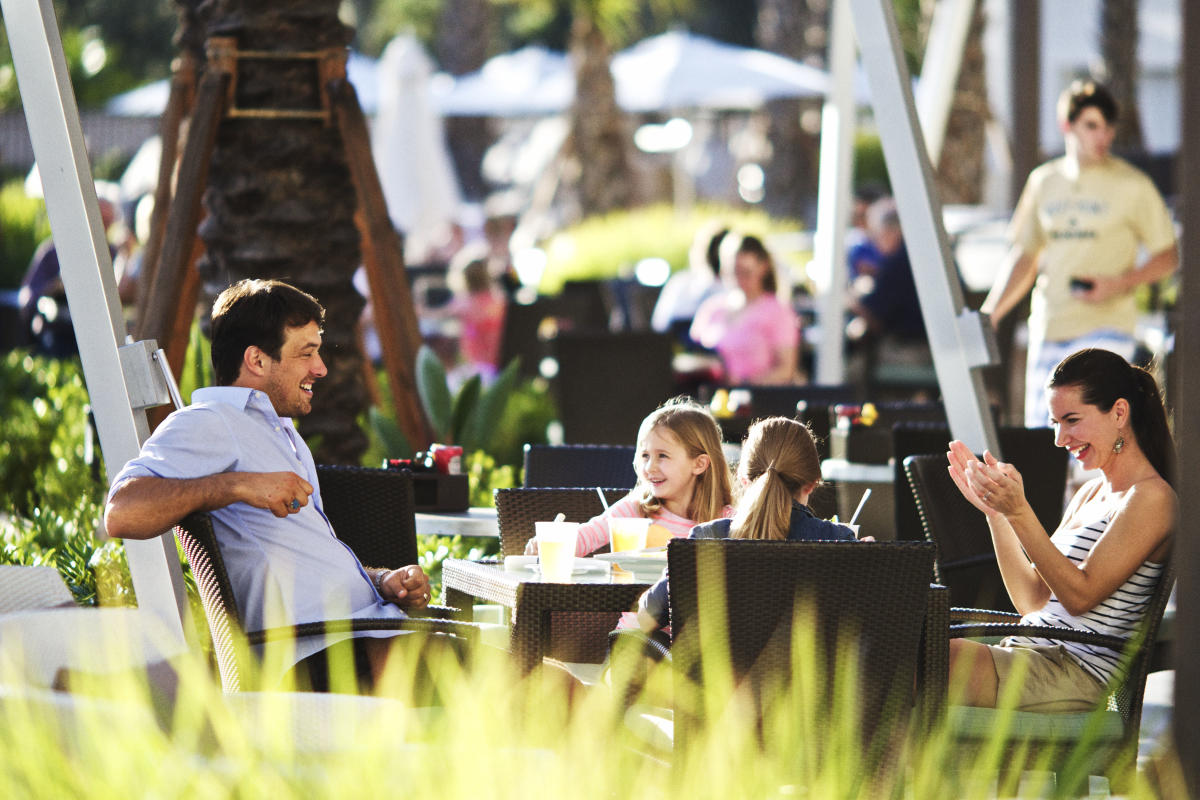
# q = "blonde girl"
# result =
<box><xmin>528</xmin><ymin>396</ymin><xmax>734</xmax><ymax>556</ymax></box>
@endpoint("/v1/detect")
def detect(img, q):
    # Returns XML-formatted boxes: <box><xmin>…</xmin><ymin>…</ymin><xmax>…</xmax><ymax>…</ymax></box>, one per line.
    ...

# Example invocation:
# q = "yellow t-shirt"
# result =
<box><xmin>1010</xmin><ymin>155</ymin><xmax>1176</xmax><ymax>343</ymax></box>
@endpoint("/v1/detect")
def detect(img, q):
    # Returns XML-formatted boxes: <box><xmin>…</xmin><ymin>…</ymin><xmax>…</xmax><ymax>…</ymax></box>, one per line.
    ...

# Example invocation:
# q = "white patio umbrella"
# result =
<box><xmin>612</xmin><ymin>30</ymin><xmax>832</xmax><ymax>112</ymax></box>
<box><xmin>371</xmin><ymin>33</ymin><xmax>462</xmax><ymax>262</ymax></box>
<box><xmin>433</xmin><ymin>45</ymin><xmax>572</xmax><ymax>117</ymax></box>
<box><xmin>433</xmin><ymin>31</ymin><xmax>836</xmax><ymax>118</ymax></box>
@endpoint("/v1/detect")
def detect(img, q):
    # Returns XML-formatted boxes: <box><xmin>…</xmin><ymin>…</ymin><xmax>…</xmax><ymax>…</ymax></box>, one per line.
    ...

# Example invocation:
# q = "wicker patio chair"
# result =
<box><xmin>892</xmin><ymin>422</ymin><xmax>1067</xmax><ymax>543</ymax></box>
<box><xmin>902</xmin><ymin>433</ymin><xmax>1067</xmax><ymax>612</ymax></box>
<box><xmin>316</xmin><ymin>464</ymin><xmax>419</xmax><ymax>571</ymax></box>
<box><xmin>946</xmin><ymin>557</ymin><xmax>1175</xmax><ymax>794</ymax></box>
<box><xmin>493</xmin><ymin>486</ymin><xmax>631</xmax><ymax>662</ymax></box>
<box><xmin>316</xmin><ymin>464</ymin><xmax>462</xmax><ymax>619</ymax></box>
<box><xmin>665</xmin><ymin>538</ymin><xmax>939</xmax><ymax>759</ymax></box>
<box><xmin>550</xmin><ymin>330</ymin><xmax>676</xmax><ymax>445</ymax></box>
<box><xmin>522</xmin><ymin>443</ymin><xmax>637</xmax><ymax>489</ymax></box>
<box><xmin>174</xmin><ymin>512</ymin><xmax>481</xmax><ymax>692</ymax></box>
<box><xmin>494</xmin><ymin>486</ymin><xmax>629</xmax><ymax>557</ymax></box>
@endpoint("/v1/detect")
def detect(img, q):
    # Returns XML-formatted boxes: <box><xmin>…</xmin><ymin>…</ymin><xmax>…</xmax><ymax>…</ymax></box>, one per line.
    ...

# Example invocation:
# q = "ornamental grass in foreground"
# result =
<box><xmin>0</xmin><ymin>618</ymin><xmax>1170</xmax><ymax>799</ymax></box>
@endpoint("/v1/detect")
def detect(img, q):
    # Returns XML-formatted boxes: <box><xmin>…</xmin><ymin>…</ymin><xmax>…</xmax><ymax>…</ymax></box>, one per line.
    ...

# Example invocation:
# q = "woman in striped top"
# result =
<box><xmin>946</xmin><ymin>348</ymin><xmax>1174</xmax><ymax>711</ymax></box>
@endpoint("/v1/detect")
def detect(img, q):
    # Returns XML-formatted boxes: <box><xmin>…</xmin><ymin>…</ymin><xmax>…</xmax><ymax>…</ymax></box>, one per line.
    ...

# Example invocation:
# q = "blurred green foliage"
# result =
<box><xmin>0</xmin><ymin>350</ymin><xmax>136</xmax><ymax>606</ymax></box>
<box><xmin>0</xmin><ymin>179</ymin><xmax>51</xmax><ymax>288</ymax></box>
<box><xmin>536</xmin><ymin>203</ymin><xmax>798</xmax><ymax>295</ymax></box>
<box><xmin>417</xmin><ymin>533</ymin><xmax>499</xmax><ymax>601</ymax></box>
<box><xmin>853</xmin><ymin>133</ymin><xmax>891</xmax><ymax>194</ymax></box>
<box><xmin>0</xmin><ymin>351</ymin><xmax>104</xmax><ymax>517</ymax></box>
<box><xmin>364</xmin><ymin>348</ymin><xmax>556</xmax><ymax>470</ymax></box>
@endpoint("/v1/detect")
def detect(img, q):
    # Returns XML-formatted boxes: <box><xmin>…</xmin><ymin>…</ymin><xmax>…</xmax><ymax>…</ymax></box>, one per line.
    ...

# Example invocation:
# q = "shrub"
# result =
<box><xmin>0</xmin><ymin>351</ymin><xmax>105</xmax><ymax>518</ymax></box>
<box><xmin>537</xmin><ymin>203</ymin><xmax>799</xmax><ymax>294</ymax></box>
<box><xmin>0</xmin><ymin>178</ymin><xmax>50</xmax><ymax>288</ymax></box>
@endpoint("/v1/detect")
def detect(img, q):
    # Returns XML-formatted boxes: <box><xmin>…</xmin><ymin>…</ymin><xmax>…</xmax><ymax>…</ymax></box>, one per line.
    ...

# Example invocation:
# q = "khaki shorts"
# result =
<box><xmin>989</xmin><ymin>643</ymin><xmax>1108</xmax><ymax>712</ymax></box>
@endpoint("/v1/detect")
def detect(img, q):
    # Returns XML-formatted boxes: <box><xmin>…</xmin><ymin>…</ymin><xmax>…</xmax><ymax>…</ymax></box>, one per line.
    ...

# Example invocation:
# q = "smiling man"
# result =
<box><xmin>980</xmin><ymin>80</ymin><xmax>1178</xmax><ymax>427</ymax></box>
<box><xmin>104</xmin><ymin>279</ymin><xmax>433</xmax><ymax>688</ymax></box>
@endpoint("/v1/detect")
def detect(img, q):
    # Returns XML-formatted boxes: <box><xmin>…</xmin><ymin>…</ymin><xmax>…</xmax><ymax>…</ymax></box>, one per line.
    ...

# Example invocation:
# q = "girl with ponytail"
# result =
<box><xmin>636</xmin><ymin>416</ymin><xmax>862</xmax><ymax>632</ymax></box>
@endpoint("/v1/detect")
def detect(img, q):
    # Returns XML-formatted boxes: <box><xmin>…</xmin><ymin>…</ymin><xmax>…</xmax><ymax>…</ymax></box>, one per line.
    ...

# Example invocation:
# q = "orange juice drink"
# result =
<box><xmin>609</xmin><ymin>516</ymin><xmax>651</xmax><ymax>552</ymax></box>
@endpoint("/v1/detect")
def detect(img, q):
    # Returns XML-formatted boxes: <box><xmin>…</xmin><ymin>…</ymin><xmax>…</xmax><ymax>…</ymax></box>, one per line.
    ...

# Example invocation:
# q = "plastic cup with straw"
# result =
<box><xmin>598</xmin><ymin>487</ymin><xmax>650</xmax><ymax>552</ymax></box>
<box><xmin>846</xmin><ymin>488</ymin><xmax>871</xmax><ymax>538</ymax></box>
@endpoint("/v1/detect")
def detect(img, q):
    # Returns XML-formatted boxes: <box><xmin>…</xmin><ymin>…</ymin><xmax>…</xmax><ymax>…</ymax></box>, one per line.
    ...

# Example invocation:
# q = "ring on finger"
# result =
<box><xmin>289</xmin><ymin>498</ymin><xmax>300</xmax><ymax>511</ymax></box>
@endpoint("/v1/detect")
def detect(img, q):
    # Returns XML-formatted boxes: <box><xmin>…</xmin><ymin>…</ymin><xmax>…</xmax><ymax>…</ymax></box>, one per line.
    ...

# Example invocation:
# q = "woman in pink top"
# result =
<box><xmin>690</xmin><ymin>234</ymin><xmax>801</xmax><ymax>385</ymax></box>
<box><xmin>527</xmin><ymin>397</ymin><xmax>734</xmax><ymax>557</ymax></box>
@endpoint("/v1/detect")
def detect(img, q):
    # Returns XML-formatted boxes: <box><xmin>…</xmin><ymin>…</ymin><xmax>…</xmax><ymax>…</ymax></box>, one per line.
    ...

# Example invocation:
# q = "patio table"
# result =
<box><xmin>442</xmin><ymin>559</ymin><xmax>653</xmax><ymax>673</ymax></box>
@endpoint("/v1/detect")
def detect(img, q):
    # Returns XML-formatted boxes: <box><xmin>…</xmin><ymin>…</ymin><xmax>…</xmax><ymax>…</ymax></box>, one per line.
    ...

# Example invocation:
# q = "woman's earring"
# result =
<box><xmin>1112</xmin><ymin>435</ymin><xmax>1125</xmax><ymax>454</ymax></box>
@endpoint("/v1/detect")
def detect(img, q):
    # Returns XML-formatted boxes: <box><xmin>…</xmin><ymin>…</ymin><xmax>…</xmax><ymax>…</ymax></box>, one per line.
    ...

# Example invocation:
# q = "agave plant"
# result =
<box><xmin>370</xmin><ymin>345</ymin><xmax>521</xmax><ymax>459</ymax></box>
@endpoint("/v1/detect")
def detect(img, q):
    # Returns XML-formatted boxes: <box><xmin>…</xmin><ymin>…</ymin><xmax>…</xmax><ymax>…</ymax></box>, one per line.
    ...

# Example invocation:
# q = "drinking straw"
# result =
<box><xmin>596</xmin><ymin>487</ymin><xmax>611</xmax><ymax>512</ymax></box>
<box><xmin>849</xmin><ymin>488</ymin><xmax>872</xmax><ymax>526</ymax></box>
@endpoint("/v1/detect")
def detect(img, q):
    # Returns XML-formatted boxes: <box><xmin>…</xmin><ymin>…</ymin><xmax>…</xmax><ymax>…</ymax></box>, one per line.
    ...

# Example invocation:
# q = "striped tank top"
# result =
<box><xmin>1005</xmin><ymin>514</ymin><xmax>1164</xmax><ymax>686</ymax></box>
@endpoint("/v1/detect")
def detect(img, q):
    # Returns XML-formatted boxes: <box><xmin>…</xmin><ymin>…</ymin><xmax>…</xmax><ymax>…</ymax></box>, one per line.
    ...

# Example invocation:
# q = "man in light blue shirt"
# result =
<box><xmin>105</xmin><ymin>279</ymin><xmax>432</xmax><ymax>684</ymax></box>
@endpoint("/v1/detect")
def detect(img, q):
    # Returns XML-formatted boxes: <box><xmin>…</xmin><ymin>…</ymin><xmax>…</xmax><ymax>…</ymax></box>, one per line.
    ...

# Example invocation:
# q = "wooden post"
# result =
<box><xmin>134</xmin><ymin>54</ymin><xmax>195</xmax><ymax>326</ymax></box>
<box><xmin>327</xmin><ymin>76</ymin><xmax>433</xmax><ymax>448</ymax></box>
<box><xmin>135</xmin><ymin>67</ymin><xmax>227</xmax><ymax>353</ymax></box>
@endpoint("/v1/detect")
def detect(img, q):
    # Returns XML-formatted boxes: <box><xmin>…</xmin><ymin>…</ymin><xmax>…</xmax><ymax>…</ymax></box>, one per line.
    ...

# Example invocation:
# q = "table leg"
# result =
<box><xmin>445</xmin><ymin>587</ymin><xmax>474</xmax><ymax>621</ymax></box>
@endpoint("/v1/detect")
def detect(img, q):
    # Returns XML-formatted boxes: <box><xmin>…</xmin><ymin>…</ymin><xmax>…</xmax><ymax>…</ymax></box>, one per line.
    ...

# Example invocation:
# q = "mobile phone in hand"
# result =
<box><xmin>1069</xmin><ymin>277</ymin><xmax>1095</xmax><ymax>293</ymax></box>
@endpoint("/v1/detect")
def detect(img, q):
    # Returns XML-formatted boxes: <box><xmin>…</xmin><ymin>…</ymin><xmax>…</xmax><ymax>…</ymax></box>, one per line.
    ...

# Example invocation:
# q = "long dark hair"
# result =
<box><xmin>1048</xmin><ymin>349</ymin><xmax>1174</xmax><ymax>486</ymax></box>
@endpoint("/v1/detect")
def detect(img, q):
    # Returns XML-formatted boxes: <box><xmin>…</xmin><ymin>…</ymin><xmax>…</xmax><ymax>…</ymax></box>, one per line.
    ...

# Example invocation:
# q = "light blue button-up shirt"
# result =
<box><xmin>109</xmin><ymin>386</ymin><xmax>407</xmax><ymax>667</ymax></box>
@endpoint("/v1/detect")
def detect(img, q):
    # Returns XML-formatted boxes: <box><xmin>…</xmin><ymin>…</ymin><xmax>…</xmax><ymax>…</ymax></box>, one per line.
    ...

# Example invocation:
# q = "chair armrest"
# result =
<box><xmin>410</xmin><ymin>604</ymin><xmax>468</xmax><ymax>622</ymax></box>
<box><xmin>950</xmin><ymin>607</ymin><xmax>1022</xmax><ymax>624</ymax></box>
<box><xmin>247</xmin><ymin>616</ymin><xmax>484</xmax><ymax>647</ymax></box>
<box><xmin>608</xmin><ymin>627</ymin><xmax>673</xmax><ymax>663</ymax></box>
<box><xmin>918</xmin><ymin>585</ymin><xmax>950</xmax><ymax>729</ymax></box>
<box><xmin>949</xmin><ymin>622</ymin><xmax>1127</xmax><ymax>651</ymax></box>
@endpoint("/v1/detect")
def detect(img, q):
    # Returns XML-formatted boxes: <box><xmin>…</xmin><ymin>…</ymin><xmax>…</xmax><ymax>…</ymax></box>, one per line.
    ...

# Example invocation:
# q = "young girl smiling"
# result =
<box><xmin>527</xmin><ymin>396</ymin><xmax>733</xmax><ymax>556</ymax></box>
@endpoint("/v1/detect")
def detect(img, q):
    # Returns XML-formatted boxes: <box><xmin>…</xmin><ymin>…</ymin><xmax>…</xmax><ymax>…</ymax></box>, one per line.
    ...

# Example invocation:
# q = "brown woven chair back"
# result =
<box><xmin>667</xmin><ymin>538</ymin><xmax>936</xmax><ymax>752</ymax></box>
<box><xmin>522</xmin><ymin>444</ymin><xmax>638</xmax><ymax>489</ymax></box>
<box><xmin>904</xmin><ymin>453</ymin><xmax>1012</xmax><ymax>611</ymax></box>
<box><xmin>892</xmin><ymin>423</ymin><xmax>1067</xmax><ymax>542</ymax></box>
<box><xmin>316</xmin><ymin>464</ymin><xmax>419</xmax><ymax>569</ymax></box>
<box><xmin>174</xmin><ymin>512</ymin><xmax>246</xmax><ymax>691</ymax></box>
<box><xmin>494</xmin><ymin>486</ymin><xmax>628</xmax><ymax>556</ymax></box>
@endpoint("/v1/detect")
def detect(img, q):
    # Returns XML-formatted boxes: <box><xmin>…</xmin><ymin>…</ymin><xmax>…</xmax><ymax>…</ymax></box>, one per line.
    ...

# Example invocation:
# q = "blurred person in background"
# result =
<box><xmin>18</xmin><ymin>194</ymin><xmax>132</xmax><ymax>358</ymax></box>
<box><xmin>651</xmin><ymin>221</ymin><xmax>729</xmax><ymax>349</ymax></box>
<box><xmin>690</xmin><ymin>233</ymin><xmax>802</xmax><ymax>385</ymax></box>
<box><xmin>980</xmin><ymin>80</ymin><xmax>1178</xmax><ymax>428</ymax></box>
<box><xmin>845</xmin><ymin>197</ymin><xmax>930</xmax><ymax>394</ymax></box>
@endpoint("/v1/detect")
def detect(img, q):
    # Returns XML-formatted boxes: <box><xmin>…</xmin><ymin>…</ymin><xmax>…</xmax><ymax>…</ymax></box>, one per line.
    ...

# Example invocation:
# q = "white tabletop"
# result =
<box><xmin>414</xmin><ymin>507</ymin><xmax>499</xmax><ymax>539</ymax></box>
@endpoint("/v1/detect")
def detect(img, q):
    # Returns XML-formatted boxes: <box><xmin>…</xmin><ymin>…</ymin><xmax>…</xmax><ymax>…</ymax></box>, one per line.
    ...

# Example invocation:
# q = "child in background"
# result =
<box><xmin>527</xmin><ymin>396</ymin><xmax>734</xmax><ymax>557</ymax></box>
<box><xmin>637</xmin><ymin>416</ymin><xmax>864</xmax><ymax>632</ymax></box>
<box><xmin>448</xmin><ymin>255</ymin><xmax>507</xmax><ymax>380</ymax></box>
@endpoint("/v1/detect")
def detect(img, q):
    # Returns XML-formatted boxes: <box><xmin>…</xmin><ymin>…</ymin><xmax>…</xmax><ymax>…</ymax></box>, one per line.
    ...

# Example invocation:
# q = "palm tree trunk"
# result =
<box><xmin>1101</xmin><ymin>0</ymin><xmax>1145</xmax><ymax>152</ymax></box>
<box><xmin>934</xmin><ymin>1</ymin><xmax>989</xmax><ymax>205</ymax></box>
<box><xmin>192</xmin><ymin>0</ymin><xmax>369</xmax><ymax>464</ymax></box>
<box><xmin>756</xmin><ymin>0</ymin><xmax>825</xmax><ymax>220</ymax></box>
<box><xmin>568</xmin><ymin>14</ymin><xmax>633</xmax><ymax>217</ymax></box>
<box><xmin>436</xmin><ymin>0</ymin><xmax>493</xmax><ymax>200</ymax></box>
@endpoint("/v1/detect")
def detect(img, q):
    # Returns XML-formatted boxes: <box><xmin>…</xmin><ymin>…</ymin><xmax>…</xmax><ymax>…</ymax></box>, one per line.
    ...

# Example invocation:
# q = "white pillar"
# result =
<box><xmin>812</xmin><ymin>0</ymin><xmax>857</xmax><ymax>385</ymax></box>
<box><xmin>915</xmin><ymin>0</ymin><xmax>977</xmax><ymax>165</ymax></box>
<box><xmin>2</xmin><ymin>0</ymin><xmax>189</xmax><ymax>641</ymax></box>
<box><xmin>849</xmin><ymin>0</ymin><xmax>1000</xmax><ymax>454</ymax></box>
